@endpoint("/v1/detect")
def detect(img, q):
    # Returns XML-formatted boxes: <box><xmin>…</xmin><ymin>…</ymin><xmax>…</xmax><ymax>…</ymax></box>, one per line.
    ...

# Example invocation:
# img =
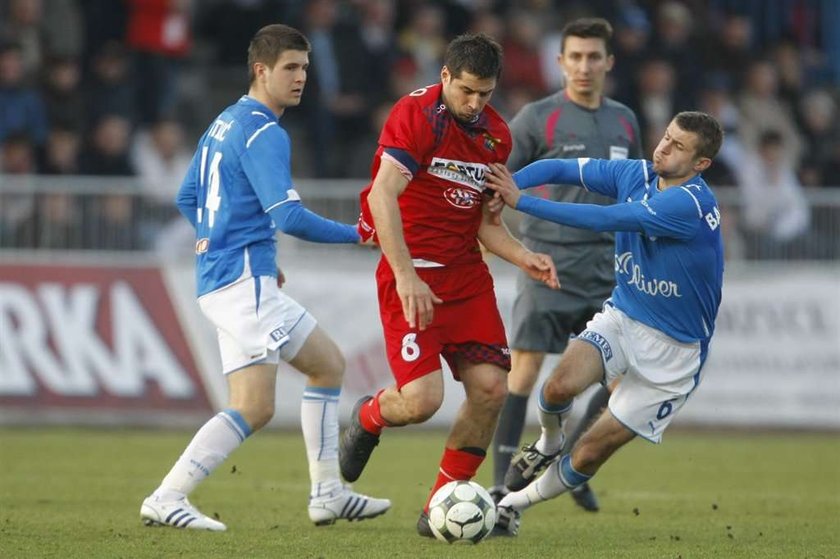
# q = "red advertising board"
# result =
<box><xmin>0</xmin><ymin>263</ymin><xmax>212</xmax><ymax>417</ymax></box>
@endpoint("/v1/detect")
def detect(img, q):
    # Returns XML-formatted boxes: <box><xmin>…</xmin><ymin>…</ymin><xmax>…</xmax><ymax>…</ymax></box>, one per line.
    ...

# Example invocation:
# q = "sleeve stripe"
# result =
<box><xmin>381</xmin><ymin>151</ymin><xmax>415</xmax><ymax>181</ymax></box>
<box><xmin>642</xmin><ymin>160</ymin><xmax>650</xmax><ymax>192</ymax></box>
<box><xmin>264</xmin><ymin>189</ymin><xmax>301</xmax><ymax>212</ymax></box>
<box><xmin>382</xmin><ymin>147</ymin><xmax>419</xmax><ymax>177</ymax></box>
<box><xmin>578</xmin><ymin>158</ymin><xmax>591</xmax><ymax>191</ymax></box>
<box><xmin>680</xmin><ymin>185</ymin><xmax>703</xmax><ymax>217</ymax></box>
<box><xmin>246</xmin><ymin>122</ymin><xmax>277</xmax><ymax>148</ymax></box>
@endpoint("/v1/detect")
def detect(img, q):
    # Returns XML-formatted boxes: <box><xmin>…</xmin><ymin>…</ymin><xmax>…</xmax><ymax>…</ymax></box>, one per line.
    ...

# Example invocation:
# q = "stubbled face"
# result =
<box><xmin>441</xmin><ymin>67</ymin><xmax>496</xmax><ymax>124</ymax></box>
<box><xmin>559</xmin><ymin>36</ymin><xmax>613</xmax><ymax>101</ymax></box>
<box><xmin>652</xmin><ymin>121</ymin><xmax>707</xmax><ymax>180</ymax></box>
<box><xmin>255</xmin><ymin>50</ymin><xmax>308</xmax><ymax>114</ymax></box>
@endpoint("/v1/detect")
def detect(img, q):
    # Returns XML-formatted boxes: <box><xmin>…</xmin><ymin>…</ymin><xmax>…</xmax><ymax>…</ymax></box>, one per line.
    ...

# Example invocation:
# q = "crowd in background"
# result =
<box><xmin>1</xmin><ymin>0</ymin><xmax>839</xmax><ymax>257</ymax></box>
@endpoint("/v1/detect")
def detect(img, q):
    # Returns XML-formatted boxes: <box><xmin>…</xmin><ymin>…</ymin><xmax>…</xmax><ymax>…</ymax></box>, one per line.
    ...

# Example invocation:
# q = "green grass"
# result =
<box><xmin>0</xmin><ymin>427</ymin><xmax>838</xmax><ymax>559</ymax></box>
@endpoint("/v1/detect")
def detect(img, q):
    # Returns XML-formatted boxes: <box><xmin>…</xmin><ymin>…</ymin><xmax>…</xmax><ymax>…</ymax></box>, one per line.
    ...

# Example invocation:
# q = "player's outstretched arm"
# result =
<box><xmin>268</xmin><ymin>201</ymin><xmax>360</xmax><ymax>244</ymax></box>
<box><xmin>477</xmin><ymin>203</ymin><xmax>560</xmax><ymax>290</ymax></box>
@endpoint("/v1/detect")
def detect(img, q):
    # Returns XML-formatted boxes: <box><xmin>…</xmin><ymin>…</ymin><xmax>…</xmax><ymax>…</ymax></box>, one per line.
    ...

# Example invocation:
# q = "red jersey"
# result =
<box><xmin>359</xmin><ymin>83</ymin><xmax>512</xmax><ymax>271</ymax></box>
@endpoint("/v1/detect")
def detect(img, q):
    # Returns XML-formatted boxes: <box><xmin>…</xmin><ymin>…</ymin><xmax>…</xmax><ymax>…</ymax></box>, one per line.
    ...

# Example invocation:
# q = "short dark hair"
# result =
<box><xmin>561</xmin><ymin>17</ymin><xmax>614</xmax><ymax>55</ymax></box>
<box><xmin>444</xmin><ymin>33</ymin><xmax>503</xmax><ymax>80</ymax></box>
<box><xmin>247</xmin><ymin>24</ymin><xmax>310</xmax><ymax>84</ymax></box>
<box><xmin>674</xmin><ymin>111</ymin><xmax>724</xmax><ymax>160</ymax></box>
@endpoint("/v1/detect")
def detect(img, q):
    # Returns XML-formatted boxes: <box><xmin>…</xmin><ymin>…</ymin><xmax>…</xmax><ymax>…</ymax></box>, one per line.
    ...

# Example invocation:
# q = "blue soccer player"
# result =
<box><xmin>484</xmin><ymin>111</ymin><xmax>725</xmax><ymax>535</ymax></box>
<box><xmin>140</xmin><ymin>24</ymin><xmax>390</xmax><ymax>531</ymax></box>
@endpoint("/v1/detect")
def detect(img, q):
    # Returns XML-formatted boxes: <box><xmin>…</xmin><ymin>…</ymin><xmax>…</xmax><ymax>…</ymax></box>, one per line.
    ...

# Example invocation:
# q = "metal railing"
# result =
<box><xmin>1</xmin><ymin>175</ymin><xmax>838</xmax><ymax>261</ymax></box>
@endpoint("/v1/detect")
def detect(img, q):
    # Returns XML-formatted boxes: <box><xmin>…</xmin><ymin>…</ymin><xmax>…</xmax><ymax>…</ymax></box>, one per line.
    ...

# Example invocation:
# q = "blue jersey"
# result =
<box><xmin>514</xmin><ymin>158</ymin><xmax>724</xmax><ymax>343</ymax></box>
<box><xmin>176</xmin><ymin>96</ymin><xmax>357</xmax><ymax>296</ymax></box>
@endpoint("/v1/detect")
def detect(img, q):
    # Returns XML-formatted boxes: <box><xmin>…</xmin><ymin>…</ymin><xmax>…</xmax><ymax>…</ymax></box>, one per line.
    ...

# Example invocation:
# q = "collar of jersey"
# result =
<box><xmin>238</xmin><ymin>95</ymin><xmax>280</xmax><ymax>121</ymax></box>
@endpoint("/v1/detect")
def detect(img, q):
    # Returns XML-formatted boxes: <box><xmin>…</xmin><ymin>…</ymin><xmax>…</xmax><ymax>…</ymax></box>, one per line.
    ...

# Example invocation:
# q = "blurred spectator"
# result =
<box><xmin>0</xmin><ymin>132</ymin><xmax>36</xmax><ymax>247</ymax></box>
<box><xmin>0</xmin><ymin>40</ymin><xmax>47</xmax><ymax>146</ymax></box>
<box><xmin>84</xmin><ymin>41</ymin><xmax>135</xmax><ymax>126</ymax></box>
<box><xmin>41</xmin><ymin>55</ymin><xmax>85</xmax><ymax>131</ymax></box>
<box><xmin>629</xmin><ymin>57</ymin><xmax>690</xmax><ymax>154</ymax></box>
<box><xmin>125</xmin><ymin>0</ymin><xmax>191</xmax><ymax>125</ymax></box>
<box><xmin>500</xmin><ymin>11</ymin><xmax>548</xmax><ymax>107</ymax></box>
<box><xmin>608</xmin><ymin>4</ymin><xmax>651</xmax><ymax>103</ymax></box>
<box><xmin>80</xmin><ymin>114</ymin><xmax>135</xmax><ymax>176</ymax></box>
<box><xmin>40</xmin><ymin>0</ymin><xmax>84</xmax><ymax>59</ymax></box>
<box><xmin>130</xmin><ymin>117</ymin><xmax>190</xmax><ymax>204</ymax></box>
<box><xmin>0</xmin><ymin>0</ymin><xmax>44</xmax><ymax>82</ymax></box>
<box><xmin>737</xmin><ymin>130</ymin><xmax>811</xmax><ymax>259</ymax></box>
<box><xmin>697</xmin><ymin>74</ymin><xmax>742</xmax><ymax>187</ymax></box>
<box><xmin>40</xmin><ymin>124</ymin><xmax>82</xmax><ymax>175</ymax></box>
<box><xmin>648</xmin><ymin>1</ymin><xmax>701</xmax><ymax>107</ymax></box>
<box><xmin>396</xmin><ymin>3</ymin><xmax>447</xmax><ymax>90</ymax></box>
<box><xmin>703</xmin><ymin>11</ymin><xmax>753</xmax><ymax>90</ymax></box>
<box><xmin>738</xmin><ymin>59</ymin><xmax>803</xmax><ymax>165</ymax></box>
<box><xmin>300</xmin><ymin>0</ymin><xmax>373</xmax><ymax>177</ymax></box>
<box><xmin>798</xmin><ymin>89</ymin><xmax>840</xmax><ymax>187</ymax></box>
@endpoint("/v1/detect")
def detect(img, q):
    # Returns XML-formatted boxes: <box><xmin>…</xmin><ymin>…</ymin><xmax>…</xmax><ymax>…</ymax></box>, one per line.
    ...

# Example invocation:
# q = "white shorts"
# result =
<box><xmin>198</xmin><ymin>276</ymin><xmax>318</xmax><ymax>374</ymax></box>
<box><xmin>577</xmin><ymin>303</ymin><xmax>707</xmax><ymax>443</ymax></box>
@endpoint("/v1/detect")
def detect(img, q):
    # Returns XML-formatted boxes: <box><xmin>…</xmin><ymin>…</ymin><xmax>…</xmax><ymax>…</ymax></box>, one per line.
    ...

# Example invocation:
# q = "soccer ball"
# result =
<box><xmin>428</xmin><ymin>480</ymin><xmax>496</xmax><ymax>544</ymax></box>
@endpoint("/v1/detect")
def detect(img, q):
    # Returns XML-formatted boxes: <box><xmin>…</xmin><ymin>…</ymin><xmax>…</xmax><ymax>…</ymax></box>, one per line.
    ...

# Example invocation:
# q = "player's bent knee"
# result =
<box><xmin>542</xmin><ymin>376</ymin><xmax>577</xmax><ymax>405</ymax></box>
<box><xmin>240</xmin><ymin>403</ymin><xmax>275</xmax><ymax>431</ymax></box>
<box><xmin>403</xmin><ymin>394</ymin><xmax>442</xmax><ymax>424</ymax></box>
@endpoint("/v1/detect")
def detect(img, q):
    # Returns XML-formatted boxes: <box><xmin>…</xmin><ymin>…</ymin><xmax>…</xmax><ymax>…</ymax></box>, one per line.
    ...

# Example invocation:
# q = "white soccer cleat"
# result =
<box><xmin>308</xmin><ymin>487</ymin><xmax>392</xmax><ymax>526</ymax></box>
<box><xmin>140</xmin><ymin>495</ymin><xmax>227</xmax><ymax>531</ymax></box>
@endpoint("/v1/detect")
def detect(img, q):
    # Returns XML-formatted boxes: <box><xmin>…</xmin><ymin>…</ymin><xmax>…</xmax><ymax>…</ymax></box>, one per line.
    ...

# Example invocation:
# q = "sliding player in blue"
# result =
<box><xmin>484</xmin><ymin>111</ymin><xmax>725</xmax><ymax>535</ymax></box>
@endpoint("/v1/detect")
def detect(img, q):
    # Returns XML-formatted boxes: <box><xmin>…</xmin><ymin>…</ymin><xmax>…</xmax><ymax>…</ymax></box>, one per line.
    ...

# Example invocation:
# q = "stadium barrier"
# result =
<box><xmin>1</xmin><ymin>177</ymin><xmax>838</xmax><ymax>429</ymax></box>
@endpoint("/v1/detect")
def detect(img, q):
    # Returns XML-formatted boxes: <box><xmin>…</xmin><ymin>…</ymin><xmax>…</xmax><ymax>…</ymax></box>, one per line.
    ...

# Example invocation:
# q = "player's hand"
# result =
<box><xmin>277</xmin><ymin>267</ymin><xmax>286</xmax><ymax>288</ymax></box>
<box><xmin>484</xmin><ymin>191</ymin><xmax>505</xmax><ymax>226</ymax></box>
<box><xmin>521</xmin><ymin>252</ymin><xmax>560</xmax><ymax>290</ymax></box>
<box><xmin>358</xmin><ymin>235</ymin><xmax>379</xmax><ymax>248</ymax></box>
<box><xmin>396</xmin><ymin>273</ymin><xmax>443</xmax><ymax>331</ymax></box>
<box><xmin>485</xmin><ymin>163</ymin><xmax>521</xmax><ymax>208</ymax></box>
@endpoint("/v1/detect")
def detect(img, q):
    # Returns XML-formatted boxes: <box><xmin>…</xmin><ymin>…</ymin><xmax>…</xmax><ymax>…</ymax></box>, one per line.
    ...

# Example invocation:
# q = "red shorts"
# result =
<box><xmin>376</xmin><ymin>261</ymin><xmax>510</xmax><ymax>388</ymax></box>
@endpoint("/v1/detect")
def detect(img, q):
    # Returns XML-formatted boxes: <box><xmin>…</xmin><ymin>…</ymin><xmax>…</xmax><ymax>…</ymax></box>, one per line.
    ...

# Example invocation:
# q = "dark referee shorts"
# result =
<box><xmin>510</xmin><ymin>238</ymin><xmax>614</xmax><ymax>354</ymax></box>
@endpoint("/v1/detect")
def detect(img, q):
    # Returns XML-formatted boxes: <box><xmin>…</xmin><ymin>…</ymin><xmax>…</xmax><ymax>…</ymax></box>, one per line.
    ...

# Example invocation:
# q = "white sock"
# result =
<box><xmin>535</xmin><ymin>385</ymin><xmax>572</xmax><ymax>455</ymax></box>
<box><xmin>301</xmin><ymin>386</ymin><xmax>342</xmax><ymax>499</ymax></box>
<box><xmin>154</xmin><ymin>409</ymin><xmax>251</xmax><ymax>500</ymax></box>
<box><xmin>497</xmin><ymin>461</ymin><xmax>569</xmax><ymax>511</ymax></box>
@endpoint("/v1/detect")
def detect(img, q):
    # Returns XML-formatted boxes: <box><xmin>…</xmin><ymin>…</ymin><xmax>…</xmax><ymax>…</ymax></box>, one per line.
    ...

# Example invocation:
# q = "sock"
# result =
<box><xmin>155</xmin><ymin>409</ymin><xmax>251</xmax><ymax>500</ymax></box>
<box><xmin>301</xmin><ymin>386</ymin><xmax>342</xmax><ymax>499</ymax></box>
<box><xmin>564</xmin><ymin>385</ymin><xmax>609</xmax><ymax>454</ymax></box>
<box><xmin>492</xmin><ymin>393</ymin><xmax>529</xmax><ymax>487</ymax></box>
<box><xmin>358</xmin><ymin>389</ymin><xmax>388</xmax><ymax>436</ymax></box>
<box><xmin>499</xmin><ymin>454</ymin><xmax>592</xmax><ymax>512</ymax></box>
<box><xmin>536</xmin><ymin>382</ymin><xmax>572</xmax><ymax>455</ymax></box>
<box><xmin>424</xmin><ymin>447</ymin><xmax>485</xmax><ymax>512</ymax></box>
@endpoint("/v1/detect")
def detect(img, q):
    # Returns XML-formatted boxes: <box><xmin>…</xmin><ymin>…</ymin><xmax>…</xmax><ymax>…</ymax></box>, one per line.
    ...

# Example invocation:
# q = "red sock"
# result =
<box><xmin>358</xmin><ymin>389</ymin><xmax>387</xmax><ymax>435</ymax></box>
<box><xmin>423</xmin><ymin>447</ymin><xmax>485</xmax><ymax>512</ymax></box>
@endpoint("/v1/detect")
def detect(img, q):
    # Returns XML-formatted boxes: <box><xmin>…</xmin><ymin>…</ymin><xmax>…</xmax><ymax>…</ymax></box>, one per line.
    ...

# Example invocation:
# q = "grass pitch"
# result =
<box><xmin>0</xmin><ymin>427</ymin><xmax>837</xmax><ymax>559</ymax></box>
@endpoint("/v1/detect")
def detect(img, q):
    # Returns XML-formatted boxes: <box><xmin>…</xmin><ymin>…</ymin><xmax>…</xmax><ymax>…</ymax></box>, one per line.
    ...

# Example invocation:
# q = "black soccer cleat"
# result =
<box><xmin>490</xmin><ymin>505</ymin><xmax>520</xmax><ymax>537</ymax></box>
<box><xmin>339</xmin><ymin>396</ymin><xmax>381</xmax><ymax>482</ymax></box>
<box><xmin>504</xmin><ymin>441</ymin><xmax>563</xmax><ymax>492</ymax></box>
<box><xmin>487</xmin><ymin>485</ymin><xmax>509</xmax><ymax>505</ymax></box>
<box><xmin>416</xmin><ymin>510</ymin><xmax>435</xmax><ymax>538</ymax></box>
<box><xmin>570</xmin><ymin>482</ymin><xmax>600</xmax><ymax>512</ymax></box>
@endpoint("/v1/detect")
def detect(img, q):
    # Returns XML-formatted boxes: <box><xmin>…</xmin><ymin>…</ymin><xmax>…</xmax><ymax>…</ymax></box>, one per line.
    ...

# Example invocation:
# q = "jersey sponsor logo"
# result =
<box><xmin>615</xmin><ymin>251</ymin><xmax>683</xmax><ymax>298</ymax></box>
<box><xmin>562</xmin><ymin>143</ymin><xmax>586</xmax><ymax>153</ymax></box>
<box><xmin>579</xmin><ymin>330</ymin><xmax>613</xmax><ymax>361</ymax></box>
<box><xmin>428</xmin><ymin>157</ymin><xmax>488</xmax><ymax>191</ymax></box>
<box><xmin>443</xmin><ymin>187</ymin><xmax>482</xmax><ymax>209</ymax></box>
<box><xmin>195</xmin><ymin>238</ymin><xmax>209</xmax><ymax>254</ymax></box>
<box><xmin>0</xmin><ymin>264</ymin><xmax>212</xmax><ymax>415</ymax></box>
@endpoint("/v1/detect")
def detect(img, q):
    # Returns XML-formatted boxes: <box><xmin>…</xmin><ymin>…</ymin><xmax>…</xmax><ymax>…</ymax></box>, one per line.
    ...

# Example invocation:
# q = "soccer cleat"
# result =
<box><xmin>309</xmin><ymin>487</ymin><xmax>392</xmax><ymax>526</ymax></box>
<box><xmin>416</xmin><ymin>510</ymin><xmax>435</xmax><ymax>538</ymax></box>
<box><xmin>339</xmin><ymin>396</ymin><xmax>380</xmax><ymax>482</ymax></box>
<box><xmin>487</xmin><ymin>485</ymin><xmax>509</xmax><ymax>505</ymax></box>
<box><xmin>570</xmin><ymin>482</ymin><xmax>600</xmax><ymax>512</ymax></box>
<box><xmin>490</xmin><ymin>505</ymin><xmax>520</xmax><ymax>537</ymax></box>
<box><xmin>140</xmin><ymin>495</ymin><xmax>226</xmax><ymax>531</ymax></box>
<box><xmin>504</xmin><ymin>440</ymin><xmax>563</xmax><ymax>491</ymax></box>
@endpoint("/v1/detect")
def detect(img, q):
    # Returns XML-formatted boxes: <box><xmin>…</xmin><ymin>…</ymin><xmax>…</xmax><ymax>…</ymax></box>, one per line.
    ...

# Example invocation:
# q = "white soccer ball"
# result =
<box><xmin>428</xmin><ymin>480</ymin><xmax>496</xmax><ymax>544</ymax></box>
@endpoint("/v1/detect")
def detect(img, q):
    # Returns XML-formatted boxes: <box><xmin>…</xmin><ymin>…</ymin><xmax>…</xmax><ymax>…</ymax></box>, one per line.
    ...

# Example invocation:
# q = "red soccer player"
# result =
<box><xmin>340</xmin><ymin>33</ymin><xmax>559</xmax><ymax>537</ymax></box>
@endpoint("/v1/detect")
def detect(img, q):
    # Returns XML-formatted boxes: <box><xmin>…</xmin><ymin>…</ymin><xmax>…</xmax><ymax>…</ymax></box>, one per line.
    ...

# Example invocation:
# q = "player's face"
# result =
<box><xmin>256</xmin><ymin>49</ymin><xmax>308</xmax><ymax>113</ymax></box>
<box><xmin>652</xmin><ymin>121</ymin><xmax>710</xmax><ymax>179</ymax></box>
<box><xmin>441</xmin><ymin>67</ymin><xmax>496</xmax><ymax>124</ymax></box>
<box><xmin>558</xmin><ymin>36</ymin><xmax>613</xmax><ymax>101</ymax></box>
